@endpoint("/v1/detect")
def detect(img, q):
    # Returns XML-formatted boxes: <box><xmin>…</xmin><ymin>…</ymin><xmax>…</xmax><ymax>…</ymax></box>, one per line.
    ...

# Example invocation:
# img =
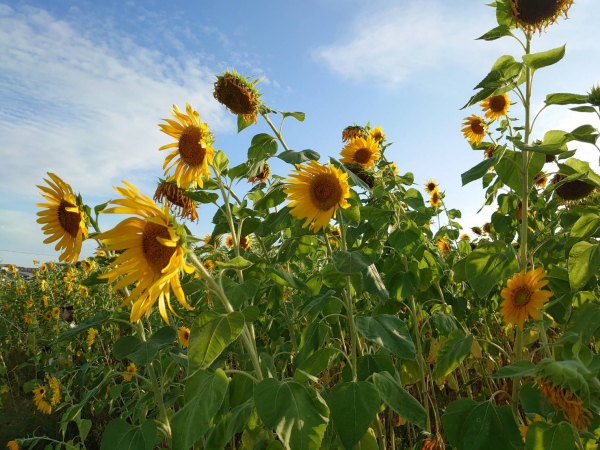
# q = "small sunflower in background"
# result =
<box><xmin>500</xmin><ymin>267</ymin><xmax>553</xmax><ymax>330</ymax></box>
<box><xmin>369</xmin><ymin>126</ymin><xmax>386</xmax><ymax>143</ymax></box>
<box><xmin>509</xmin><ymin>0</ymin><xmax>574</xmax><ymax>33</ymax></box>
<box><xmin>203</xmin><ymin>259</ymin><xmax>216</xmax><ymax>271</ymax></box>
<box><xmin>43</xmin><ymin>312</ymin><xmax>52</xmax><ymax>321</ymax></box>
<box><xmin>124</xmin><ymin>362</ymin><xmax>137</xmax><ymax>381</ymax></box>
<box><xmin>519</xmin><ymin>414</ymin><xmax>548</xmax><ymax>442</ymax></box>
<box><xmin>484</xmin><ymin>145</ymin><xmax>497</xmax><ymax>159</ymax></box>
<box><xmin>534</xmin><ymin>171</ymin><xmax>548</xmax><ymax>188</ymax></box>
<box><xmin>225</xmin><ymin>235</ymin><xmax>235</xmax><ymax>248</ymax></box>
<box><xmin>87</xmin><ymin>328</ymin><xmax>97</xmax><ymax>346</ymax></box>
<box><xmin>51</xmin><ymin>307</ymin><xmax>60</xmax><ymax>318</ymax></box>
<box><xmin>460</xmin><ymin>234</ymin><xmax>470</xmax><ymax>240</ymax></box>
<box><xmin>213</xmin><ymin>71</ymin><xmax>262</xmax><ymax>124</ymax></box>
<box><xmin>461</xmin><ymin>115</ymin><xmax>487</xmax><ymax>146</ymax></box>
<box><xmin>424</xmin><ymin>179</ymin><xmax>438</xmax><ymax>194</ymax></box>
<box><xmin>36</xmin><ymin>173</ymin><xmax>88</xmax><ymax>264</ymax></box>
<box><xmin>240</xmin><ymin>236</ymin><xmax>251</xmax><ymax>250</ymax></box>
<box><xmin>429</xmin><ymin>190</ymin><xmax>441</xmax><ymax>209</ymax></box>
<box><xmin>342</xmin><ymin>125</ymin><xmax>366</xmax><ymax>143</ymax></box>
<box><xmin>480</xmin><ymin>94</ymin><xmax>510</xmax><ymax>121</ymax></box>
<box><xmin>248</xmin><ymin>163</ymin><xmax>270</xmax><ymax>184</ymax></box>
<box><xmin>178</xmin><ymin>326</ymin><xmax>190</xmax><ymax>349</ymax></box>
<box><xmin>436</xmin><ymin>236</ymin><xmax>451</xmax><ymax>253</ymax></box>
<box><xmin>153</xmin><ymin>180</ymin><xmax>198</xmax><ymax>222</ymax></box>
<box><xmin>158</xmin><ymin>103</ymin><xmax>215</xmax><ymax>189</ymax></box>
<box><xmin>98</xmin><ymin>182</ymin><xmax>195</xmax><ymax>324</ymax></box>
<box><xmin>340</xmin><ymin>136</ymin><xmax>381</xmax><ymax>168</ymax></box>
<box><xmin>284</xmin><ymin>161</ymin><xmax>351</xmax><ymax>232</ymax></box>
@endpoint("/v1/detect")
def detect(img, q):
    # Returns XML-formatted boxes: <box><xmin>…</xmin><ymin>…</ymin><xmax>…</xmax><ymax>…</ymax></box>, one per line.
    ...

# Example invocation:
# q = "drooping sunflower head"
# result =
<box><xmin>248</xmin><ymin>163</ymin><xmax>271</xmax><ymax>184</ymax></box>
<box><xmin>340</xmin><ymin>136</ymin><xmax>381</xmax><ymax>168</ymax></box>
<box><xmin>47</xmin><ymin>375</ymin><xmax>61</xmax><ymax>406</ymax></box>
<box><xmin>509</xmin><ymin>0</ymin><xmax>574</xmax><ymax>33</ymax></box>
<box><xmin>483</xmin><ymin>222</ymin><xmax>492</xmax><ymax>234</ymax></box>
<box><xmin>500</xmin><ymin>267</ymin><xmax>553</xmax><ymax>329</ymax></box>
<box><xmin>461</xmin><ymin>115</ymin><xmax>487</xmax><ymax>146</ymax></box>
<box><xmin>98</xmin><ymin>182</ymin><xmax>195</xmax><ymax>324</ymax></box>
<box><xmin>284</xmin><ymin>160</ymin><xmax>351</xmax><ymax>232</ymax></box>
<box><xmin>480</xmin><ymin>94</ymin><xmax>510</xmax><ymax>121</ymax></box>
<box><xmin>36</xmin><ymin>173</ymin><xmax>89</xmax><ymax>264</ymax></box>
<box><xmin>32</xmin><ymin>385</ymin><xmax>52</xmax><ymax>415</ymax></box>
<box><xmin>534</xmin><ymin>171</ymin><xmax>548</xmax><ymax>188</ymax></box>
<box><xmin>369</xmin><ymin>126</ymin><xmax>386</xmax><ymax>143</ymax></box>
<box><xmin>178</xmin><ymin>326</ymin><xmax>190</xmax><ymax>349</ymax></box>
<box><xmin>154</xmin><ymin>179</ymin><xmax>198</xmax><ymax>222</ymax></box>
<box><xmin>552</xmin><ymin>174</ymin><xmax>596</xmax><ymax>201</ymax></box>
<box><xmin>240</xmin><ymin>235</ymin><xmax>251</xmax><ymax>250</ymax></box>
<box><xmin>424</xmin><ymin>179</ymin><xmax>438</xmax><ymax>194</ymax></box>
<box><xmin>342</xmin><ymin>125</ymin><xmax>367</xmax><ymax>143</ymax></box>
<box><xmin>213</xmin><ymin>71</ymin><xmax>262</xmax><ymax>124</ymax></box>
<box><xmin>429</xmin><ymin>191</ymin><xmax>441</xmax><ymax>209</ymax></box>
<box><xmin>484</xmin><ymin>145</ymin><xmax>497</xmax><ymax>159</ymax></box>
<box><xmin>158</xmin><ymin>103</ymin><xmax>215</xmax><ymax>189</ymax></box>
<box><xmin>587</xmin><ymin>84</ymin><xmax>600</xmax><ymax>107</ymax></box>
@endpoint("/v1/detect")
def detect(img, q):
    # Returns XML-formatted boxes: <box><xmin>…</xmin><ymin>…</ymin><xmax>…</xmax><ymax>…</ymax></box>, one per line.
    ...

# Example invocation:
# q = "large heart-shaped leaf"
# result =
<box><xmin>100</xmin><ymin>418</ymin><xmax>156</xmax><ymax>450</ymax></box>
<box><xmin>372</xmin><ymin>372</ymin><xmax>427</xmax><ymax>429</ymax></box>
<box><xmin>432</xmin><ymin>330</ymin><xmax>473</xmax><ymax>379</ymax></box>
<box><xmin>355</xmin><ymin>315</ymin><xmax>415</xmax><ymax>359</ymax></box>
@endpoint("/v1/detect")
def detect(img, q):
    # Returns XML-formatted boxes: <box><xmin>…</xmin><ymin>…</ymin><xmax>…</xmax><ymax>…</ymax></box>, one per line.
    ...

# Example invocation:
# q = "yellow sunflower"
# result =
<box><xmin>51</xmin><ymin>307</ymin><xmax>60</xmax><ymax>318</ymax></box>
<box><xmin>500</xmin><ymin>267</ymin><xmax>553</xmax><ymax>330</ymax></box>
<box><xmin>7</xmin><ymin>440</ymin><xmax>19</xmax><ymax>450</ymax></box>
<box><xmin>32</xmin><ymin>386</ymin><xmax>52</xmax><ymax>415</ymax></box>
<box><xmin>519</xmin><ymin>414</ymin><xmax>547</xmax><ymax>442</ymax></box>
<box><xmin>7</xmin><ymin>264</ymin><xmax>17</xmax><ymax>274</ymax></box>
<box><xmin>124</xmin><ymin>362</ymin><xmax>137</xmax><ymax>382</ymax></box>
<box><xmin>510</xmin><ymin>0</ymin><xmax>574</xmax><ymax>33</ymax></box>
<box><xmin>203</xmin><ymin>259</ymin><xmax>216</xmax><ymax>270</ymax></box>
<box><xmin>225</xmin><ymin>235</ymin><xmax>235</xmax><ymax>248</ymax></box>
<box><xmin>87</xmin><ymin>328</ymin><xmax>97</xmax><ymax>346</ymax></box>
<box><xmin>534</xmin><ymin>172</ymin><xmax>548</xmax><ymax>188</ymax></box>
<box><xmin>436</xmin><ymin>236</ymin><xmax>451</xmax><ymax>253</ymax></box>
<box><xmin>178</xmin><ymin>326</ymin><xmax>190</xmax><ymax>348</ymax></box>
<box><xmin>429</xmin><ymin>191</ymin><xmax>441</xmax><ymax>209</ymax></box>
<box><xmin>340</xmin><ymin>136</ymin><xmax>381</xmax><ymax>168</ymax></box>
<box><xmin>369</xmin><ymin>126</ymin><xmax>386</xmax><ymax>143</ymax></box>
<box><xmin>460</xmin><ymin>234</ymin><xmax>470</xmax><ymax>240</ymax></box>
<box><xmin>36</xmin><ymin>173</ymin><xmax>88</xmax><ymax>264</ymax></box>
<box><xmin>480</xmin><ymin>94</ymin><xmax>510</xmax><ymax>121</ymax></box>
<box><xmin>342</xmin><ymin>125</ymin><xmax>366</xmax><ymax>143</ymax></box>
<box><xmin>424</xmin><ymin>179</ymin><xmax>438</xmax><ymax>194</ymax></box>
<box><xmin>48</xmin><ymin>376</ymin><xmax>61</xmax><ymax>406</ymax></box>
<box><xmin>240</xmin><ymin>235</ymin><xmax>250</xmax><ymax>250</ymax></box>
<box><xmin>284</xmin><ymin>161</ymin><xmax>351</xmax><ymax>232</ymax></box>
<box><xmin>158</xmin><ymin>103</ymin><xmax>215</xmax><ymax>189</ymax></box>
<box><xmin>97</xmin><ymin>182</ymin><xmax>195</xmax><ymax>324</ymax></box>
<box><xmin>39</xmin><ymin>263</ymin><xmax>47</xmax><ymax>272</ymax></box>
<box><xmin>461</xmin><ymin>115</ymin><xmax>487</xmax><ymax>146</ymax></box>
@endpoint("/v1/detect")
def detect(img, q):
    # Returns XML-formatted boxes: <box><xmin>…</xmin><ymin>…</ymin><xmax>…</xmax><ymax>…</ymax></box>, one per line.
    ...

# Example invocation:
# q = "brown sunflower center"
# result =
<box><xmin>214</xmin><ymin>75</ymin><xmax>258</xmax><ymax>116</ymax></box>
<box><xmin>431</xmin><ymin>192</ymin><xmax>440</xmax><ymax>203</ymax></box>
<box><xmin>142</xmin><ymin>222</ymin><xmax>176</xmax><ymax>273</ymax></box>
<box><xmin>513</xmin><ymin>0</ymin><xmax>568</xmax><ymax>25</ymax></box>
<box><xmin>354</xmin><ymin>148</ymin><xmax>372</xmax><ymax>164</ymax></box>
<box><xmin>178</xmin><ymin>126</ymin><xmax>207</xmax><ymax>166</ymax></box>
<box><xmin>489</xmin><ymin>95</ymin><xmax>507</xmax><ymax>113</ymax></box>
<box><xmin>182</xmin><ymin>330</ymin><xmax>189</xmax><ymax>340</ymax></box>
<box><xmin>513</xmin><ymin>287</ymin><xmax>531</xmax><ymax>307</ymax></box>
<box><xmin>309</xmin><ymin>173</ymin><xmax>343</xmax><ymax>211</ymax></box>
<box><xmin>58</xmin><ymin>200</ymin><xmax>81</xmax><ymax>238</ymax></box>
<box><xmin>427</xmin><ymin>182</ymin><xmax>436</xmax><ymax>191</ymax></box>
<box><xmin>471</xmin><ymin>119</ymin><xmax>485</xmax><ymax>135</ymax></box>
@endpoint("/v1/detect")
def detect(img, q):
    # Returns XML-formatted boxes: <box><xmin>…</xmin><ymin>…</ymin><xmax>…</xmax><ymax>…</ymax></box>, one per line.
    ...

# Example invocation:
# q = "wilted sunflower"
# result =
<box><xmin>154</xmin><ymin>180</ymin><xmax>198</xmax><ymax>222</ymax></box>
<box><xmin>123</xmin><ymin>362</ymin><xmax>137</xmax><ymax>382</ymax></box>
<box><xmin>500</xmin><ymin>267</ymin><xmax>553</xmax><ymax>329</ymax></box>
<box><xmin>537</xmin><ymin>379</ymin><xmax>592</xmax><ymax>430</ymax></box>
<box><xmin>552</xmin><ymin>174</ymin><xmax>596</xmax><ymax>201</ymax></box>
<box><xmin>534</xmin><ymin>171</ymin><xmax>548</xmax><ymax>188</ymax></box>
<box><xmin>484</xmin><ymin>145</ymin><xmax>497</xmax><ymax>159</ymax></box>
<box><xmin>429</xmin><ymin>191</ymin><xmax>441</xmax><ymax>209</ymax></box>
<box><xmin>480</xmin><ymin>94</ymin><xmax>510</xmax><ymax>121</ymax></box>
<box><xmin>369</xmin><ymin>126</ymin><xmax>386</xmax><ymax>143</ymax></box>
<box><xmin>471</xmin><ymin>226</ymin><xmax>482</xmax><ymax>236</ymax></box>
<box><xmin>178</xmin><ymin>326</ymin><xmax>190</xmax><ymax>349</ymax></box>
<box><xmin>509</xmin><ymin>0</ymin><xmax>574</xmax><ymax>33</ymax></box>
<box><xmin>213</xmin><ymin>71</ymin><xmax>261</xmax><ymax>123</ymax></box>
<box><xmin>248</xmin><ymin>163</ymin><xmax>270</xmax><ymax>184</ymax></box>
<box><xmin>424</xmin><ymin>179</ymin><xmax>438</xmax><ymax>194</ymax></box>
<box><xmin>284</xmin><ymin>161</ymin><xmax>351</xmax><ymax>231</ymax></box>
<box><xmin>158</xmin><ymin>103</ymin><xmax>215</xmax><ymax>189</ymax></box>
<box><xmin>461</xmin><ymin>115</ymin><xmax>487</xmax><ymax>146</ymax></box>
<box><xmin>340</xmin><ymin>136</ymin><xmax>381</xmax><ymax>168</ymax></box>
<box><xmin>87</xmin><ymin>328</ymin><xmax>97</xmax><ymax>346</ymax></box>
<box><xmin>97</xmin><ymin>182</ymin><xmax>195</xmax><ymax>324</ymax></box>
<box><xmin>342</xmin><ymin>125</ymin><xmax>366</xmax><ymax>143</ymax></box>
<box><xmin>483</xmin><ymin>222</ymin><xmax>492</xmax><ymax>234</ymax></box>
<box><xmin>36</xmin><ymin>173</ymin><xmax>89</xmax><ymax>264</ymax></box>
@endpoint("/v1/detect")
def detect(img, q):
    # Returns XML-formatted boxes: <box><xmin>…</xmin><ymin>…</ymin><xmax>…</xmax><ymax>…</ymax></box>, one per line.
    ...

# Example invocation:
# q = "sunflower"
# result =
<box><xmin>39</xmin><ymin>263</ymin><xmax>47</xmax><ymax>273</ymax></box>
<box><xmin>519</xmin><ymin>414</ymin><xmax>547</xmax><ymax>442</ymax></box>
<box><xmin>87</xmin><ymin>328</ymin><xmax>97</xmax><ymax>346</ymax></box>
<box><xmin>203</xmin><ymin>259</ymin><xmax>216</xmax><ymax>270</ymax></box>
<box><xmin>248</xmin><ymin>163</ymin><xmax>270</xmax><ymax>184</ymax></box>
<box><xmin>471</xmin><ymin>226</ymin><xmax>482</xmax><ymax>236</ymax></box>
<box><xmin>7</xmin><ymin>264</ymin><xmax>17</xmax><ymax>274</ymax></box>
<box><xmin>436</xmin><ymin>236</ymin><xmax>451</xmax><ymax>253</ymax></box>
<box><xmin>123</xmin><ymin>362</ymin><xmax>137</xmax><ymax>382</ymax></box>
<box><xmin>43</xmin><ymin>312</ymin><xmax>52</xmax><ymax>321</ymax></box>
<box><xmin>500</xmin><ymin>267</ymin><xmax>553</xmax><ymax>330</ymax></box>
<box><xmin>388</xmin><ymin>162</ymin><xmax>399</xmax><ymax>175</ymax></box>
<box><xmin>213</xmin><ymin>71</ymin><xmax>261</xmax><ymax>123</ymax></box>
<box><xmin>484</xmin><ymin>145</ymin><xmax>497</xmax><ymax>159</ymax></box>
<box><xmin>158</xmin><ymin>103</ymin><xmax>215</xmax><ymax>189</ymax></box>
<box><xmin>340</xmin><ymin>136</ymin><xmax>381</xmax><ymax>168</ymax></box>
<box><xmin>342</xmin><ymin>125</ymin><xmax>366</xmax><ymax>143</ymax></box>
<box><xmin>588</xmin><ymin>85</ymin><xmax>600</xmax><ymax>107</ymax></box>
<box><xmin>461</xmin><ymin>115</ymin><xmax>487</xmax><ymax>146</ymax></box>
<box><xmin>51</xmin><ymin>307</ymin><xmax>60</xmax><ymax>318</ymax></box>
<box><xmin>537</xmin><ymin>379</ymin><xmax>592</xmax><ymax>430</ymax></box>
<box><xmin>369</xmin><ymin>126</ymin><xmax>386</xmax><ymax>143</ymax></box>
<box><xmin>552</xmin><ymin>174</ymin><xmax>596</xmax><ymax>201</ymax></box>
<box><xmin>36</xmin><ymin>173</ymin><xmax>88</xmax><ymax>264</ymax></box>
<box><xmin>284</xmin><ymin>161</ymin><xmax>351</xmax><ymax>232</ymax></box>
<box><xmin>225</xmin><ymin>235</ymin><xmax>235</xmax><ymax>248</ymax></box>
<box><xmin>480</xmin><ymin>94</ymin><xmax>510</xmax><ymax>121</ymax></box>
<box><xmin>516</xmin><ymin>202</ymin><xmax>523</xmax><ymax>221</ymax></box>
<box><xmin>483</xmin><ymin>222</ymin><xmax>492</xmax><ymax>234</ymax></box>
<box><xmin>96</xmin><ymin>249</ymin><xmax>106</xmax><ymax>257</ymax></box>
<box><xmin>48</xmin><ymin>376</ymin><xmax>61</xmax><ymax>406</ymax></box>
<box><xmin>534</xmin><ymin>171</ymin><xmax>548</xmax><ymax>188</ymax></box>
<box><xmin>7</xmin><ymin>441</ymin><xmax>19</xmax><ymax>450</ymax></box>
<box><xmin>240</xmin><ymin>235</ymin><xmax>250</xmax><ymax>250</ymax></box>
<box><xmin>510</xmin><ymin>0</ymin><xmax>574</xmax><ymax>33</ymax></box>
<box><xmin>429</xmin><ymin>191</ymin><xmax>441</xmax><ymax>209</ymax></box>
<box><xmin>424</xmin><ymin>179</ymin><xmax>438</xmax><ymax>194</ymax></box>
<box><xmin>178</xmin><ymin>326</ymin><xmax>190</xmax><ymax>349</ymax></box>
<box><xmin>460</xmin><ymin>234</ymin><xmax>470</xmax><ymax>240</ymax></box>
<box><xmin>153</xmin><ymin>180</ymin><xmax>198</xmax><ymax>222</ymax></box>
<box><xmin>97</xmin><ymin>182</ymin><xmax>195</xmax><ymax>324</ymax></box>
<box><xmin>32</xmin><ymin>386</ymin><xmax>52</xmax><ymax>414</ymax></box>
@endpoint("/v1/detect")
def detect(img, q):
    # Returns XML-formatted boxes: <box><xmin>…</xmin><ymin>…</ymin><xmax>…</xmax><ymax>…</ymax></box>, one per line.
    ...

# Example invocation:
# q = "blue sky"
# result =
<box><xmin>1</xmin><ymin>0</ymin><xmax>599</xmax><ymax>266</ymax></box>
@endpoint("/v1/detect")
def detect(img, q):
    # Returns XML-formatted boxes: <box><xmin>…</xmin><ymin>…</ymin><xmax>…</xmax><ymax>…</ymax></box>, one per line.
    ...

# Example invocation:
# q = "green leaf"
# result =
<box><xmin>432</xmin><ymin>330</ymin><xmax>473</xmax><ymax>379</ymax></box>
<box><xmin>333</xmin><ymin>251</ymin><xmax>369</xmax><ymax>275</ymax></box>
<box><xmin>569</xmin><ymin>213</ymin><xmax>600</xmax><ymax>243</ymax></box>
<box><xmin>490</xmin><ymin>360</ymin><xmax>536</xmax><ymax>379</ymax></box>
<box><xmin>295</xmin><ymin>322</ymin><xmax>330</xmax><ymax>367</ymax></box>
<box><xmin>280</xmin><ymin>111</ymin><xmax>306</xmax><ymax>122</ymax></box>
<box><xmin>100</xmin><ymin>419</ymin><xmax>156</xmax><ymax>450</ymax></box>
<box><xmin>188</xmin><ymin>311</ymin><xmax>245</xmax><ymax>370</ymax></box>
<box><xmin>355</xmin><ymin>315</ymin><xmax>416</xmax><ymax>360</ymax></box>
<box><xmin>567</xmin><ymin>302</ymin><xmax>600</xmax><ymax>342</ymax></box>
<box><xmin>114</xmin><ymin>326</ymin><xmax>176</xmax><ymax>365</ymax></box>
<box><xmin>362</xmin><ymin>264</ymin><xmax>389</xmax><ymax>301</ymax></box>
<box><xmin>523</xmin><ymin>45</ymin><xmax>566</xmax><ymax>70</ymax></box>
<box><xmin>496</xmin><ymin>149</ymin><xmax>545</xmax><ymax>194</ymax></box>
<box><xmin>571</xmin><ymin>106</ymin><xmax>597</xmax><ymax>113</ymax></box>
<box><xmin>205</xmin><ymin>400</ymin><xmax>254</xmax><ymax>450</ymax></box>
<box><xmin>254</xmin><ymin>379</ymin><xmax>329</xmax><ymax>450</ymax></box>
<box><xmin>477</xmin><ymin>25</ymin><xmax>513</xmax><ymax>41</ymax></box>
<box><xmin>213</xmin><ymin>150</ymin><xmax>230</xmax><ymax>172</ymax></box>
<box><xmin>461</xmin><ymin>157</ymin><xmax>497</xmax><ymax>186</ymax></box>
<box><xmin>568</xmin><ymin>241</ymin><xmax>600</xmax><ymax>290</ymax></box>
<box><xmin>372</xmin><ymin>372</ymin><xmax>427</xmax><ymax>429</ymax></box>
<box><xmin>525</xmin><ymin>422</ymin><xmax>575</xmax><ymax>450</ymax></box>
<box><xmin>326</xmin><ymin>381</ymin><xmax>381</xmax><ymax>450</ymax></box>
<box><xmin>248</xmin><ymin>133</ymin><xmax>278</xmax><ymax>160</ymax></box>
<box><xmin>465</xmin><ymin>242</ymin><xmax>519</xmax><ymax>297</ymax></box>
<box><xmin>294</xmin><ymin>348</ymin><xmax>335</xmax><ymax>383</ymax></box>
<box><xmin>217</xmin><ymin>256</ymin><xmax>253</xmax><ymax>270</ymax></box>
<box><xmin>171</xmin><ymin>369</ymin><xmax>229</xmax><ymax>450</ymax></box>
<box><xmin>545</xmin><ymin>93</ymin><xmax>588</xmax><ymax>106</ymax></box>
<box><xmin>185</xmin><ymin>191</ymin><xmax>219</xmax><ymax>204</ymax></box>
<box><xmin>389</xmin><ymin>221</ymin><xmax>424</xmax><ymax>254</ymax></box>
<box><xmin>254</xmin><ymin>182</ymin><xmax>286</xmax><ymax>210</ymax></box>
<box><xmin>51</xmin><ymin>310</ymin><xmax>110</xmax><ymax>345</ymax></box>
<box><xmin>341</xmin><ymin>355</ymin><xmax>396</xmax><ymax>382</ymax></box>
<box><xmin>238</xmin><ymin>114</ymin><xmax>254</xmax><ymax>133</ymax></box>
<box><xmin>277</xmin><ymin>149</ymin><xmax>320</xmax><ymax>165</ymax></box>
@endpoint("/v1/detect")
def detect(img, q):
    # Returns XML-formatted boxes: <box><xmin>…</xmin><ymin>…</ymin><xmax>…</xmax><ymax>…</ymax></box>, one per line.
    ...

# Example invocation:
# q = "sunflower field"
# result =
<box><xmin>2</xmin><ymin>1</ymin><xmax>600</xmax><ymax>449</ymax></box>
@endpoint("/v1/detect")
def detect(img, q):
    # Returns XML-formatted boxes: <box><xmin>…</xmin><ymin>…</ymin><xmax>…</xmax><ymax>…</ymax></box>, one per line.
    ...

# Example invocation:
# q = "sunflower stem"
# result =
<box><xmin>261</xmin><ymin>112</ymin><xmax>291</xmax><ymax>152</ymax></box>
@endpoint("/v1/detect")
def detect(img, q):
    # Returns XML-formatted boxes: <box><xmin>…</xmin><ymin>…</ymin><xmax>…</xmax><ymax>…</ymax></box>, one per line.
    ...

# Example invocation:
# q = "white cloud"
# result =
<box><xmin>0</xmin><ymin>4</ymin><xmax>233</xmax><ymax>200</ymax></box>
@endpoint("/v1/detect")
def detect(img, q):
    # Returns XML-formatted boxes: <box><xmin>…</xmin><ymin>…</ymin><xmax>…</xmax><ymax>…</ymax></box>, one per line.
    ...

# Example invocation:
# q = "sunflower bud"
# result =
<box><xmin>587</xmin><ymin>84</ymin><xmax>600</xmax><ymax>108</ymax></box>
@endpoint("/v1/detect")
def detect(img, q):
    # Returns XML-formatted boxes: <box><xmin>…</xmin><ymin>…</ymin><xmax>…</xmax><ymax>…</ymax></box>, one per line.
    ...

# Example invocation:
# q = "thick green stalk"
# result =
<box><xmin>409</xmin><ymin>294</ymin><xmax>431</xmax><ymax>432</ymax></box>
